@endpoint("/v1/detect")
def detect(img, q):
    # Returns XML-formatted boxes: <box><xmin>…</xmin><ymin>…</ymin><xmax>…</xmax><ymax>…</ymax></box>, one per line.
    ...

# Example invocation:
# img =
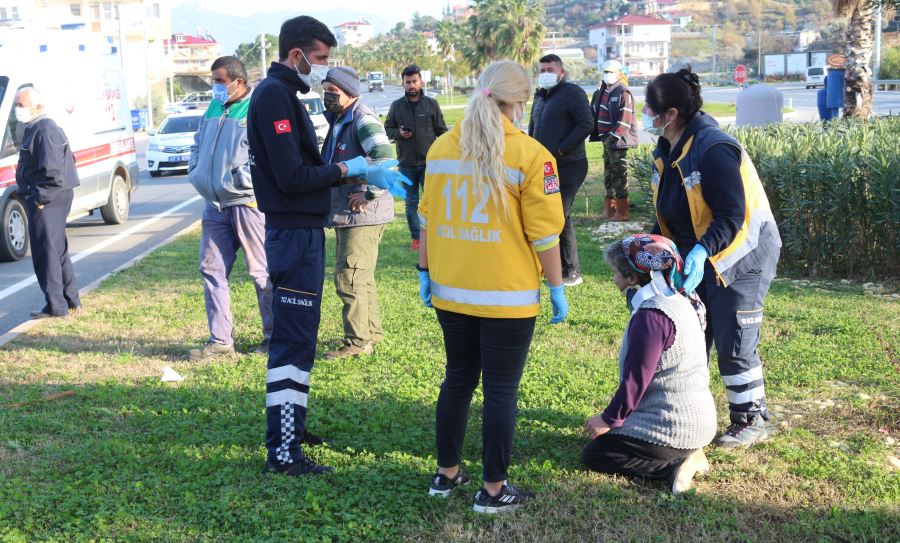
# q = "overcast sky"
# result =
<box><xmin>179</xmin><ymin>0</ymin><xmax>452</xmax><ymax>25</ymax></box>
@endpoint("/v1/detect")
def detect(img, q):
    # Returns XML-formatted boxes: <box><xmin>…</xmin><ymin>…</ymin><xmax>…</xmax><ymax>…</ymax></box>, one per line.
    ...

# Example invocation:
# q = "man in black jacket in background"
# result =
<box><xmin>249</xmin><ymin>15</ymin><xmax>375</xmax><ymax>477</ymax></box>
<box><xmin>14</xmin><ymin>87</ymin><xmax>81</xmax><ymax>319</ymax></box>
<box><xmin>529</xmin><ymin>54</ymin><xmax>593</xmax><ymax>287</ymax></box>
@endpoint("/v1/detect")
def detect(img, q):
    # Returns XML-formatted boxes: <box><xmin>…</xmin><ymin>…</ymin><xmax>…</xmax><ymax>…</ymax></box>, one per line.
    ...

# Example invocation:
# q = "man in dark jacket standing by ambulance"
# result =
<box><xmin>590</xmin><ymin>60</ymin><xmax>638</xmax><ymax>221</ymax></box>
<box><xmin>249</xmin><ymin>15</ymin><xmax>409</xmax><ymax>477</ymax></box>
<box><xmin>14</xmin><ymin>87</ymin><xmax>81</xmax><ymax>319</ymax></box>
<box><xmin>529</xmin><ymin>54</ymin><xmax>593</xmax><ymax>287</ymax></box>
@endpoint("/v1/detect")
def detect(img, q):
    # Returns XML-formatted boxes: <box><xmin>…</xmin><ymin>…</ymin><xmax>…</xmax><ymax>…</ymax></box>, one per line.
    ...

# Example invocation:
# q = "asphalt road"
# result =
<box><xmin>0</xmin><ymin>135</ymin><xmax>204</xmax><ymax>337</ymax></box>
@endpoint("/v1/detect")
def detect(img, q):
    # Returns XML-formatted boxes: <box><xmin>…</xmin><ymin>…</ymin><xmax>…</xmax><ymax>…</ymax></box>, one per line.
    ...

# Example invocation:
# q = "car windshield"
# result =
<box><xmin>159</xmin><ymin>116</ymin><xmax>202</xmax><ymax>134</ymax></box>
<box><xmin>369</xmin><ymin>74</ymin><xmax>381</xmax><ymax>80</ymax></box>
<box><xmin>301</xmin><ymin>98</ymin><xmax>324</xmax><ymax>116</ymax></box>
<box><xmin>808</xmin><ymin>67</ymin><xmax>824</xmax><ymax>76</ymax></box>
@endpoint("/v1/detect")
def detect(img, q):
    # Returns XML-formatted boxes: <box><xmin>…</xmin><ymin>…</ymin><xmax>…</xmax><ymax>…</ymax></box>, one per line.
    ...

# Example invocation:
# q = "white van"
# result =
<box><xmin>297</xmin><ymin>90</ymin><xmax>328</xmax><ymax>147</ymax></box>
<box><xmin>0</xmin><ymin>22</ymin><xmax>140</xmax><ymax>261</ymax></box>
<box><xmin>805</xmin><ymin>66</ymin><xmax>825</xmax><ymax>89</ymax></box>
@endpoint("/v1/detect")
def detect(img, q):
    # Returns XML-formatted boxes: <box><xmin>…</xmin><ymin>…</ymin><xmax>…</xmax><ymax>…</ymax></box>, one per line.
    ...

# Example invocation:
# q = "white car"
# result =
<box><xmin>297</xmin><ymin>91</ymin><xmax>328</xmax><ymax>147</ymax></box>
<box><xmin>146</xmin><ymin>113</ymin><xmax>203</xmax><ymax>177</ymax></box>
<box><xmin>805</xmin><ymin>66</ymin><xmax>825</xmax><ymax>89</ymax></box>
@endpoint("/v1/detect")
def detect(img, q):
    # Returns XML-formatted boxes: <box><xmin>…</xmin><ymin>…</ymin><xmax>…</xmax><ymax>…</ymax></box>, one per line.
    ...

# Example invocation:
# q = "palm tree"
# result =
<box><xmin>832</xmin><ymin>0</ymin><xmax>900</xmax><ymax>118</ymax></box>
<box><xmin>464</xmin><ymin>0</ymin><xmax>545</xmax><ymax>71</ymax></box>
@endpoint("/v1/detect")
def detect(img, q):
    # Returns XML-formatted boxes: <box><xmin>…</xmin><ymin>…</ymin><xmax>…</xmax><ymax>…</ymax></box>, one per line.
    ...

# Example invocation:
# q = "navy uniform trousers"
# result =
<box><xmin>264</xmin><ymin>226</ymin><xmax>325</xmax><ymax>465</ymax></box>
<box><xmin>697</xmin><ymin>223</ymin><xmax>781</xmax><ymax>424</ymax></box>
<box><xmin>27</xmin><ymin>190</ymin><xmax>80</xmax><ymax>315</ymax></box>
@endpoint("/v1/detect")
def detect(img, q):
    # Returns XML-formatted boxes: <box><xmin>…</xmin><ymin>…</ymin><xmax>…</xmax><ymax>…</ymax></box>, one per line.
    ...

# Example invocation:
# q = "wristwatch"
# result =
<box><xmin>364</xmin><ymin>188</ymin><xmax>375</xmax><ymax>201</ymax></box>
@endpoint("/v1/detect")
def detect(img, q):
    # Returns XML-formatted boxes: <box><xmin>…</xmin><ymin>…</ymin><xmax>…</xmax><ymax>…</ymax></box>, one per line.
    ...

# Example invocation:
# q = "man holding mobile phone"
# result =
<box><xmin>384</xmin><ymin>65</ymin><xmax>447</xmax><ymax>251</ymax></box>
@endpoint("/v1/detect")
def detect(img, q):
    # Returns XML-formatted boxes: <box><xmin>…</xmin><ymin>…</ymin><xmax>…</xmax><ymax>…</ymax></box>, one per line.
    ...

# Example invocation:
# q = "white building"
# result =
<box><xmin>164</xmin><ymin>32</ymin><xmax>221</xmax><ymax>76</ymax></box>
<box><xmin>589</xmin><ymin>14</ymin><xmax>673</xmax><ymax>77</ymax></box>
<box><xmin>334</xmin><ymin>20</ymin><xmax>373</xmax><ymax>48</ymax></box>
<box><xmin>0</xmin><ymin>0</ymin><xmax>172</xmax><ymax>107</ymax></box>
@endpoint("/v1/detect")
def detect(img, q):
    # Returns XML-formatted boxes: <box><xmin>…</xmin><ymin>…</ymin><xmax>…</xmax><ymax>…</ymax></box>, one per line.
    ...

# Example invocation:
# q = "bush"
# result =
<box><xmin>627</xmin><ymin>117</ymin><xmax>900</xmax><ymax>279</ymax></box>
<box><xmin>878</xmin><ymin>46</ymin><xmax>900</xmax><ymax>79</ymax></box>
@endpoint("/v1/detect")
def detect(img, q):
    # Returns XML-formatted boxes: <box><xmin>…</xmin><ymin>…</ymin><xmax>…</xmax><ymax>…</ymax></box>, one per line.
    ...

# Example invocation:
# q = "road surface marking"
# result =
<box><xmin>0</xmin><ymin>195</ymin><xmax>202</xmax><ymax>302</ymax></box>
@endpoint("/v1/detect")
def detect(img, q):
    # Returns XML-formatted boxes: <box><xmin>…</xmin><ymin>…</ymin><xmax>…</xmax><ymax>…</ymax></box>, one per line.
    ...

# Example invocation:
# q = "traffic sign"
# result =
<box><xmin>827</xmin><ymin>54</ymin><xmax>847</xmax><ymax>69</ymax></box>
<box><xmin>734</xmin><ymin>64</ymin><xmax>748</xmax><ymax>85</ymax></box>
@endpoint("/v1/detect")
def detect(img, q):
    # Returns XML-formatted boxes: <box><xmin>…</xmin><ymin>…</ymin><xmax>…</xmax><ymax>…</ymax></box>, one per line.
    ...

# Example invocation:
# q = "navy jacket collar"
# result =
<box><xmin>267</xmin><ymin>62</ymin><xmax>309</xmax><ymax>94</ymax></box>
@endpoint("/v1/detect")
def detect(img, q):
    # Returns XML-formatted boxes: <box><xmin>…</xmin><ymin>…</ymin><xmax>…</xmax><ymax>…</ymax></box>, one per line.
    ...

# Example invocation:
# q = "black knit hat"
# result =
<box><xmin>324</xmin><ymin>66</ymin><xmax>360</xmax><ymax>97</ymax></box>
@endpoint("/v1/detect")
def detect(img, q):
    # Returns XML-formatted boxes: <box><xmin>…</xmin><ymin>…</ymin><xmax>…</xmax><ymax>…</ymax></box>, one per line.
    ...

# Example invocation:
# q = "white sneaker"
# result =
<box><xmin>671</xmin><ymin>448</ymin><xmax>711</xmax><ymax>496</ymax></box>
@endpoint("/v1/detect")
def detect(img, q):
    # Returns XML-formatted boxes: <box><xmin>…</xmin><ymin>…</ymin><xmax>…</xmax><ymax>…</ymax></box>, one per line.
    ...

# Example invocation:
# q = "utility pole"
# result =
<box><xmin>757</xmin><ymin>23</ymin><xmax>762</xmax><ymax>81</ymax></box>
<box><xmin>874</xmin><ymin>5</ymin><xmax>883</xmax><ymax>79</ymax></box>
<box><xmin>548</xmin><ymin>31</ymin><xmax>558</xmax><ymax>53</ymax></box>
<box><xmin>260</xmin><ymin>32</ymin><xmax>267</xmax><ymax>78</ymax></box>
<box><xmin>710</xmin><ymin>24</ymin><xmax>720</xmax><ymax>81</ymax></box>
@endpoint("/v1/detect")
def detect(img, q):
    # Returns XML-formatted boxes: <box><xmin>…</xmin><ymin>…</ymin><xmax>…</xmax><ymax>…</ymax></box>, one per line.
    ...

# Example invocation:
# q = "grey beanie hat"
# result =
<box><xmin>324</xmin><ymin>66</ymin><xmax>360</xmax><ymax>97</ymax></box>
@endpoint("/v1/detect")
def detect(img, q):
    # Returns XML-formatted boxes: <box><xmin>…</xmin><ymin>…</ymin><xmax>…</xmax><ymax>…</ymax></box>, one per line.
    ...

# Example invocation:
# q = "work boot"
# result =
<box><xmin>324</xmin><ymin>339</ymin><xmax>374</xmax><ymax>360</ymax></box>
<box><xmin>611</xmin><ymin>197</ymin><xmax>630</xmax><ymax>221</ymax></box>
<box><xmin>603</xmin><ymin>198</ymin><xmax>617</xmax><ymax>220</ymax></box>
<box><xmin>252</xmin><ymin>338</ymin><xmax>271</xmax><ymax>356</ymax></box>
<box><xmin>188</xmin><ymin>340</ymin><xmax>234</xmax><ymax>361</ymax></box>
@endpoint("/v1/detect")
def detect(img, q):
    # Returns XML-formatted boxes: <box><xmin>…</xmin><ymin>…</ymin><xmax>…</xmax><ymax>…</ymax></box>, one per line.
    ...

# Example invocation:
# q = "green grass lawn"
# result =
<box><xmin>1</xmin><ymin>161</ymin><xmax>898</xmax><ymax>541</ymax></box>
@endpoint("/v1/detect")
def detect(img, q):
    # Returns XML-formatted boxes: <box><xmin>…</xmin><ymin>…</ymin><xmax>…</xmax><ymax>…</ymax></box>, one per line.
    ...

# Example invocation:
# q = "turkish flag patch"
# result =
<box><xmin>543</xmin><ymin>161</ymin><xmax>555</xmax><ymax>176</ymax></box>
<box><xmin>274</xmin><ymin>119</ymin><xmax>292</xmax><ymax>134</ymax></box>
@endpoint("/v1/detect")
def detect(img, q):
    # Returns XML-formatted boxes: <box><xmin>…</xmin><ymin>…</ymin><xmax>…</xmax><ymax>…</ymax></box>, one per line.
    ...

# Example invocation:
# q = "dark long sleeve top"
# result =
<box><xmin>15</xmin><ymin>116</ymin><xmax>80</xmax><ymax>205</ymax></box>
<box><xmin>601</xmin><ymin>309</ymin><xmax>676</xmax><ymax>427</ymax></box>
<box><xmin>528</xmin><ymin>79</ymin><xmax>593</xmax><ymax>164</ymax></box>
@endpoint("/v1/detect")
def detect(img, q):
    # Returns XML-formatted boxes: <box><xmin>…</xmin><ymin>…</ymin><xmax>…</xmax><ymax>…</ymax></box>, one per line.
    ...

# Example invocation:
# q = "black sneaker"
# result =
<box><xmin>428</xmin><ymin>468</ymin><xmax>471</xmax><ymax>498</ymax></box>
<box><xmin>300</xmin><ymin>430</ymin><xmax>329</xmax><ymax>447</ymax></box>
<box><xmin>716</xmin><ymin>417</ymin><xmax>770</xmax><ymax>449</ymax></box>
<box><xmin>265</xmin><ymin>456</ymin><xmax>334</xmax><ymax>477</ymax></box>
<box><xmin>472</xmin><ymin>482</ymin><xmax>535</xmax><ymax>514</ymax></box>
<box><xmin>562</xmin><ymin>272</ymin><xmax>584</xmax><ymax>287</ymax></box>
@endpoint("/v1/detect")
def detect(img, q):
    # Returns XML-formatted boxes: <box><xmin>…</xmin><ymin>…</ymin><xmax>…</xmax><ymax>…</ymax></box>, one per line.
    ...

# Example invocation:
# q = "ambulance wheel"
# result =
<box><xmin>100</xmin><ymin>174</ymin><xmax>130</xmax><ymax>225</ymax></box>
<box><xmin>0</xmin><ymin>196</ymin><xmax>28</xmax><ymax>262</ymax></box>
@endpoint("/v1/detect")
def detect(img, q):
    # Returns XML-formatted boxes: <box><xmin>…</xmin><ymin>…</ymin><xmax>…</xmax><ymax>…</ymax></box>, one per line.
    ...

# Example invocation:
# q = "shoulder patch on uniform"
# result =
<box><xmin>273</xmin><ymin>119</ymin><xmax>292</xmax><ymax>134</ymax></box>
<box><xmin>543</xmin><ymin>161</ymin><xmax>555</xmax><ymax>175</ymax></box>
<box><xmin>544</xmin><ymin>174</ymin><xmax>560</xmax><ymax>195</ymax></box>
<box><xmin>238</xmin><ymin>118</ymin><xmax>248</xmax><ymax>128</ymax></box>
<box><xmin>684</xmin><ymin>170</ymin><xmax>702</xmax><ymax>189</ymax></box>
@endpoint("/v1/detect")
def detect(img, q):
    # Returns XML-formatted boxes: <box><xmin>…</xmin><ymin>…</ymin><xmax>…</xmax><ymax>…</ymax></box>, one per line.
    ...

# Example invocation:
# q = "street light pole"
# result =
<box><xmin>260</xmin><ymin>32</ymin><xmax>266</xmax><ymax>79</ymax></box>
<box><xmin>874</xmin><ymin>5</ymin><xmax>883</xmax><ymax>78</ymax></box>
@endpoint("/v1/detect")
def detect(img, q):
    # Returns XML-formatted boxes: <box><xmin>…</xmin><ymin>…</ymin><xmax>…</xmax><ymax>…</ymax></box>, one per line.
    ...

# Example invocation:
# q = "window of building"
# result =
<box><xmin>11</xmin><ymin>6</ymin><xmax>19</xmax><ymax>19</ymax></box>
<box><xmin>71</xmin><ymin>4</ymin><xmax>82</xmax><ymax>16</ymax></box>
<box><xmin>152</xmin><ymin>3</ymin><xmax>160</xmax><ymax>18</ymax></box>
<box><xmin>89</xmin><ymin>3</ymin><xmax>99</xmax><ymax>20</ymax></box>
<box><xmin>0</xmin><ymin>8</ymin><xmax>7</xmax><ymax>19</ymax></box>
<box><xmin>103</xmin><ymin>1</ymin><xmax>112</xmax><ymax>19</ymax></box>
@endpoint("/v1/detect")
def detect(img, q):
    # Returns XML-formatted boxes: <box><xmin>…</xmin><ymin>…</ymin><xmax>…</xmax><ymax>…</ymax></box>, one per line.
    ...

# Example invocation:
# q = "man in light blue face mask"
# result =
<box><xmin>186</xmin><ymin>55</ymin><xmax>273</xmax><ymax>364</ymax></box>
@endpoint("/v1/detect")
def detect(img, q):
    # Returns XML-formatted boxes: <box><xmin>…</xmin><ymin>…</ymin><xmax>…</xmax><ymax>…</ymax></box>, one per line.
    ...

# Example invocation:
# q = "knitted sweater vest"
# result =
<box><xmin>609</xmin><ymin>293</ymin><xmax>718</xmax><ymax>449</ymax></box>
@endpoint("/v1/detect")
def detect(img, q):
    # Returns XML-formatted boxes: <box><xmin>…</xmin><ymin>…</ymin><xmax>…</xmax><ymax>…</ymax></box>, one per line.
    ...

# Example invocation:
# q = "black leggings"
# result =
<box><xmin>435</xmin><ymin>309</ymin><xmax>536</xmax><ymax>483</ymax></box>
<box><xmin>582</xmin><ymin>433</ymin><xmax>693</xmax><ymax>480</ymax></box>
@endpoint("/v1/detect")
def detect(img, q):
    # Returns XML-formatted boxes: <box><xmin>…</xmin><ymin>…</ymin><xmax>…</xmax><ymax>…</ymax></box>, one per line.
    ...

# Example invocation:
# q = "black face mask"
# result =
<box><xmin>323</xmin><ymin>92</ymin><xmax>343</xmax><ymax>114</ymax></box>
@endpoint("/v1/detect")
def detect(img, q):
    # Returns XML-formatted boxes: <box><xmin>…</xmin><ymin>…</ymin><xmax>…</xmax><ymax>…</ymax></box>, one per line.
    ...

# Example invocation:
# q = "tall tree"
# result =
<box><xmin>831</xmin><ymin>0</ymin><xmax>900</xmax><ymax>118</ymax></box>
<box><xmin>463</xmin><ymin>0</ymin><xmax>545</xmax><ymax>70</ymax></box>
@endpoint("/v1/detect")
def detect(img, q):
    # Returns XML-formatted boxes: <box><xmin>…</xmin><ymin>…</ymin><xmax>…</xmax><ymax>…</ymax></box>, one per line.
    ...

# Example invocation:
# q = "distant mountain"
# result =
<box><xmin>171</xmin><ymin>2</ymin><xmax>395</xmax><ymax>55</ymax></box>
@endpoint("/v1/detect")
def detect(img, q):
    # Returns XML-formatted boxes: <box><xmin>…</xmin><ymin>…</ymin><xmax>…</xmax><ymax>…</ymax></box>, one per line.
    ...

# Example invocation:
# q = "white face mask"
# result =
<box><xmin>603</xmin><ymin>72</ymin><xmax>619</xmax><ymax>86</ymax></box>
<box><xmin>642</xmin><ymin>110</ymin><xmax>671</xmax><ymax>137</ymax></box>
<box><xmin>295</xmin><ymin>49</ymin><xmax>329</xmax><ymax>87</ymax></box>
<box><xmin>538</xmin><ymin>72</ymin><xmax>560</xmax><ymax>89</ymax></box>
<box><xmin>15</xmin><ymin>107</ymin><xmax>32</xmax><ymax>124</ymax></box>
<box><xmin>512</xmin><ymin>102</ymin><xmax>526</xmax><ymax>129</ymax></box>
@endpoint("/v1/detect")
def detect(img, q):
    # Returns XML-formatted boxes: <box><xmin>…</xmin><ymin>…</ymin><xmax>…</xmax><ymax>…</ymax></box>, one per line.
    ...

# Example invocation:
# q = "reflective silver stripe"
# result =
<box><xmin>622</xmin><ymin>108</ymin><xmax>634</xmax><ymax>112</ymax></box>
<box><xmin>600</xmin><ymin>105</ymin><xmax>609</xmax><ymax>110</ymax></box>
<box><xmin>713</xmin><ymin>208</ymin><xmax>776</xmax><ymax>273</ymax></box>
<box><xmin>267</xmin><ymin>365</ymin><xmax>310</xmax><ymax>386</ymax></box>
<box><xmin>426</xmin><ymin>159</ymin><xmax>525</xmax><ymax>185</ymax></box>
<box><xmin>618</xmin><ymin>122</ymin><xmax>632</xmax><ymax>128</ymax></box>
<box><xmin>532</xmin><ymin>234</ymin><xmax>559</xmax><ymax>248</ymax></box>
<box><xmin>725</xmin><ymin>385</ymin><xmax>765</xmax><ymax>405</ymax></box>
<box><xmin>722</xmin><ymin>366</ymin><xmax>764</xmax><ymax>387</ymax></box>
<box><xmin>597</xmin><ymin>120</ymin><xmax>612</xmax><ymax>125</ymax></box>
<box><xmin>431</xmin><ymin>281</ymin><xmax>539</xmax><ymax>307</ymax></box>
<box><xmin>266</xmin><ymin>389</ymin><xmax>308</xmax><ymax>407</ymax></box>
<box><xmin>418</xmin><ymin>212</ymin><xmax>427</xmax><ymax>226</ymax></box>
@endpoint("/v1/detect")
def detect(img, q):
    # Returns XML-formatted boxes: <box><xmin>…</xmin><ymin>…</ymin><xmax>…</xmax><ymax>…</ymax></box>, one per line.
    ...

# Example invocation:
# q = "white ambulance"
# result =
<box><xmin>0</xmin><ymin>22</ymin><xmax>140</xmax><ymax>261</ymax></box>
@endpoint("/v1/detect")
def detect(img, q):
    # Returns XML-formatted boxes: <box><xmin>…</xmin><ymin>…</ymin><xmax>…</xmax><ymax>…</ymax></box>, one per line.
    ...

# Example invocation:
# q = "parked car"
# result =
<box><xmin>146</xmin><ymin>112</ymin><xmax>203</xmax><ymax>177</ymax></box>
<box><xmin>805</xmin><ymin>66</ymin><xmax>825</xmax><ymax>89</ymax></box>
<box><xmin>166</xmin><ymin>91</ymin><xmax>212</xmax><ymax>114</ymax></box>
<box><xmin>297</xmin><ymin>90</ymin><xmax>328</xmax><ymax>148</ymax></box>
<box><xmin>0</xmin><ymin>23</ymin><xmax>140</xmax><ymax>262</ymax></box>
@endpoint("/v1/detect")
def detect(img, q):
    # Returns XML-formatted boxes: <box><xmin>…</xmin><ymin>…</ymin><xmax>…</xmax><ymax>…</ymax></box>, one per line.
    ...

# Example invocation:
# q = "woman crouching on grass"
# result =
<box><xmin>583</xmin><ymin>234</ymin><xmax>717</xmax><ymax>495</ymax></box>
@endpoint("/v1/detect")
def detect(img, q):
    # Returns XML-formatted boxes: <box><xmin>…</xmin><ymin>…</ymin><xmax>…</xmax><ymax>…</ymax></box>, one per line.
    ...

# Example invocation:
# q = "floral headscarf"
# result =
<box><xmin>621</xmin><ymin>234</ymin><xmax>706</xmax><ymax>330</ymax></box>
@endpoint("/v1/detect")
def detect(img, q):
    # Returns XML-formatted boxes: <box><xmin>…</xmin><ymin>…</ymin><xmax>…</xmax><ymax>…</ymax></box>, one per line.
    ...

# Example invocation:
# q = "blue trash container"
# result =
<box><xmin>816</xmin><ymin>77</ymin><xmax>839</xmax><ymax>121</ymax></box>
<box><xmin>138</xmin><ymin>109</ymin><xmax>148</xmax><ymax>130</ymax></box>
<box><xmin>826</xmin><ymin>68</ymin><xmax>844</xmax><ymax>110</ymax></box>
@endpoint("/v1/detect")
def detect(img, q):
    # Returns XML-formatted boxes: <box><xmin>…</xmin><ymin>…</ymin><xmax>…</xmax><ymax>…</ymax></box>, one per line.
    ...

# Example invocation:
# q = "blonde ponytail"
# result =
<box><xmin>459</xmin><ymin>60</ymin><xmax>532</xmax><ymax>217</ymax></box>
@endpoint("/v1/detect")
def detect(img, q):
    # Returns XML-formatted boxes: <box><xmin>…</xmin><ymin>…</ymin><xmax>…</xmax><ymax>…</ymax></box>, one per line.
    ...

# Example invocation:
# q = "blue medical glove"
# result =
<box><xmin>549</xmin><ymin>284</ymin><xmax>568</xmax><ymax>324</ymax></box>
<box><xmin>343</xmin><ymin>156</ymin><xmax>368</xmax><ymax>177</ymax></box>
<box><xmin>364</xmin><ymin>159</ymin><xmax>412</xmax><ymax>198</ymax></box>
<box><xmin>418</xmin><ymin>270</ymin><xmax>433</xmax><ymax>308</ymax></box>
<box><xmin>682</xmin><ymin>244</ymin><xmax>709</xmax><ymax>294</ymax></box>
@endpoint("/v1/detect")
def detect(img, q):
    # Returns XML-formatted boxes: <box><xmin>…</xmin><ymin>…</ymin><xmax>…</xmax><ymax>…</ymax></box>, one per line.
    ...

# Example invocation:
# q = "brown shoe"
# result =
<box><xmin>611</xmin><ymin>197</ymin><xmax>630</xmax><ymax>221</ymax></box>
<box><xmin>324</xmin><ymin>340</ymin><xmax>374</xmax><ymax>359</ymax></box>
<box><xmin>603</xmin><ymin>198</ymin><xmax>616</xmax><ymax>220</ymax></box>
<box><xmin>188</xmin><ymin>340</ymin><xmax>235</xmax><ymax>360</ymax></box>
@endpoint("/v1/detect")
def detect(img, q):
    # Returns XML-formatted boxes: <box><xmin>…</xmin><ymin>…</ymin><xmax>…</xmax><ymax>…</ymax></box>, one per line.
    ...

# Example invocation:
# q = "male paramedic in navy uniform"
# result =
<box><xmin>249</xmin><ymin>15</ymin><xmax>384</xmax><ymax>476</ymax></box>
